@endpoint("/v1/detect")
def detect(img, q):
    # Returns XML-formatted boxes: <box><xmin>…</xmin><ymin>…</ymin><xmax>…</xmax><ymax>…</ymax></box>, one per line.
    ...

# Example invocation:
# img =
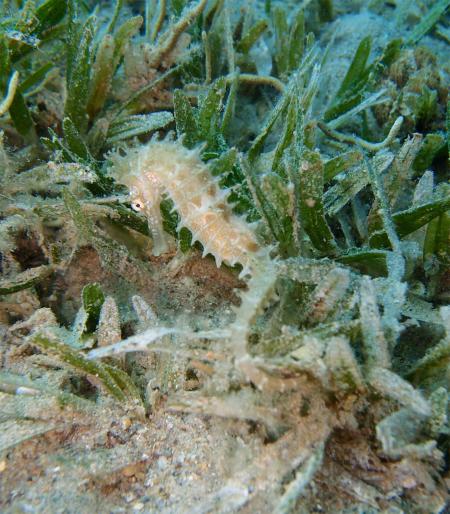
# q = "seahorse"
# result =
<box><xmin>110</xmin><ymin>138</ymin><xmax>278</xmax><ymax>386</ymax></box>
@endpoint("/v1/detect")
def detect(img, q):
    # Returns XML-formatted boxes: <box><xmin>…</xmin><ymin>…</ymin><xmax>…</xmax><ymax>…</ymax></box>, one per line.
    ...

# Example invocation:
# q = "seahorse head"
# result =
<box><xmin>111</xmin><ymin>150</ymin><xmax>171</xmax><ymax>257</ymax></box>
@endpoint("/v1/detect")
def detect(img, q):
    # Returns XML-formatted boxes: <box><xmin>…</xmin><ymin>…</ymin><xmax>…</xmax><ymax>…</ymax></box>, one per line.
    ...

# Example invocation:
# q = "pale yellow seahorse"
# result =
<box><xmin>108</xmin><ymin>138</ymin><xmax>278</xmax><ymax>387</ymax></box>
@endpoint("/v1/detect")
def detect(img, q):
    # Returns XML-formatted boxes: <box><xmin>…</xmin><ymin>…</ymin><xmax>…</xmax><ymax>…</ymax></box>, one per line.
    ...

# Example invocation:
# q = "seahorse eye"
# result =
<box><xmin>131</xmin><ymin>199</ymin><xmax>144</xmax><ymax>212</ymax></box>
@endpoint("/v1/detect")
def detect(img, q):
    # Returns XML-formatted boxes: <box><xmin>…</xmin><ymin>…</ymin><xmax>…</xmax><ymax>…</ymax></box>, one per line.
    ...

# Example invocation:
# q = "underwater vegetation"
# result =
<box><xmin>0</xmin><ymin>0</ymin><xmax>449</xmax><ymax>512</ymax></box>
